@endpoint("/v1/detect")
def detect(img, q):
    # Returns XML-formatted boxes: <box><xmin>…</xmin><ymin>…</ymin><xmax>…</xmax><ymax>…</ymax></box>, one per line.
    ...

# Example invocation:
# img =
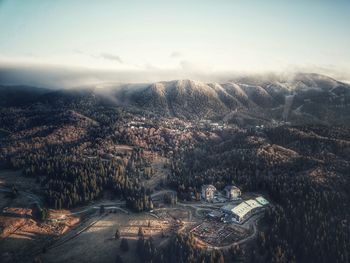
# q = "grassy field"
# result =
<box><xmin>41</xmin><ymin>212</ymin><xmax>174</xmax><ymax>263</ymax></box>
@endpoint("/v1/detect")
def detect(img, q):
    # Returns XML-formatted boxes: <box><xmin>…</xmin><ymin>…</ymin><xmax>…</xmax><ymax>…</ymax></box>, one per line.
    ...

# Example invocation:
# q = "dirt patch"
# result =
<box><xmin>0</xmin><ymin>169</ymin><xmax>81</xmax><ymax>263</ymax></box>
<box><xmin>0</xmin><ymin>216</ymin><xmax>27</xmax><ymax>238</ymax></box>
<box><xmin>0</xmin><ymin>212</ymin><xmax>81</xmax><ymax>263</ymax></box>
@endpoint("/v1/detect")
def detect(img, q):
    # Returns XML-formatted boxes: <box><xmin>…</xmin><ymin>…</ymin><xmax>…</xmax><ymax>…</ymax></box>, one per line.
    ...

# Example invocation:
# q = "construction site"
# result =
<box><xmin>190</xmin><ymin>221</ymin><xmax>250</xmax><ymax>248</ymax></box>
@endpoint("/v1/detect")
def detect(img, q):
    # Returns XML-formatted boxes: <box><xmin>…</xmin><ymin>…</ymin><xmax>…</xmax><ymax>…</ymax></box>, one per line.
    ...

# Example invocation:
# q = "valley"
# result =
<box><xmin>0</xmin><ymin>73</ymin><xmax>349</xmax><ymax>263</ymax></box>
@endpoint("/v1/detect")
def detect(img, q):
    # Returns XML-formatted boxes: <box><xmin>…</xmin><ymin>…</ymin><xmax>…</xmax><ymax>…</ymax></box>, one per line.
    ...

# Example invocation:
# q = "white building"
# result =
<box><xmin>221</xmin><ymin>196</ymin><xmax>269</xmax><ymax>223</ymax></box>
<box><xmin>224</xmin><ymin>185</ymin><xmax>241</xmax><ymax>200</ymax></box>
<box><xmin>231</xmin><ymin>201</ymin><xmax>256</xmax><ymax>223</ymax></box>
<box><xmin>201</xmin><ymin>185</ymin><xmax>216</xmax><ymax>202</ymax></box>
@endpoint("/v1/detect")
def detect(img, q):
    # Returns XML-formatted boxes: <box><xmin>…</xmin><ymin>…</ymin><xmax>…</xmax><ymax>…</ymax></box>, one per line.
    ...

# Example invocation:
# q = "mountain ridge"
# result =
<box><xmin>1</xmin><ymin>73</ymin><xmax>349</xmax><ymax>126</ymax></box>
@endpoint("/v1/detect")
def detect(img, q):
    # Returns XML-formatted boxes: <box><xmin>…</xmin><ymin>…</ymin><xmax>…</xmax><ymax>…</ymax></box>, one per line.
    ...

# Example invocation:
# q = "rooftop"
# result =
<box><xmin>232</xmin><ymin>202</ymin><xmax>252</xmax><ymax>218</ymax></box>
<box><xmin>245</xmin><ymin>199</ymin><xmax>262</xmax><ymax>210</ymax></box>
<box><xmin>256</xmin><ymin>196</ymin><xmax>269</xmax><ymax>206</ymax></box>
<box><xmin>224</xmin><ymin>185</ymin><xmax>240</xmax><ymax>191</ymax></box>
<box><xmin>202</xmin><ymin>184</ymin><xmax>216</xmax><ymax>190</ymax></box>
<box><xmin>224</xmin><ymin>198</ymin><xmax>265</xmax><ymax>219</ymax></box>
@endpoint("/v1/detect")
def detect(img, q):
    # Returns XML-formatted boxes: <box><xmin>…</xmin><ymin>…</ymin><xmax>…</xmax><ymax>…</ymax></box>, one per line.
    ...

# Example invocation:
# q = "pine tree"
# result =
<box><xmin>115</xmin><ymin>254</ymin><xmax>123</xmax><ymax>263</ymax></box>
<box><xmin>115</xmin><ymin>229</ymin><xmax>120</xmax><ymax>240</ymax></box>
<box><xmin>120</xmin><ymin>238</ymin><xmax>129</xmax><ymax>252</ymax></box>
<box><xmin>138</xmin><ymin>226</ymin><xmax>144</xmax><ymax>237</ymax></box>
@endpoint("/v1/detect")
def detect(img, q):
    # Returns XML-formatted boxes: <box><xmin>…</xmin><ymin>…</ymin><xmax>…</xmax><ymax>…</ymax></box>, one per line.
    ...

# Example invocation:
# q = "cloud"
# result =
<box><xmin>179</xmin><ymin>60</ymin><xmax>193</xmax><ymax>70</ymax></box>
<box><xmin>73</xmin><ymin>50</ymin><xmax>124</xmax><ymax>64</ymax></box>
<box><xmin>0</xmin><ymin>62</ymin><xmax>225</xmax><ymax>88</ymax></box>
<box><xmin>282</xmin><ymin>64</ymin><xmax>350</xmax><ymax>83</ymax></box>
<box><xmin>99</xmin><ymin>53</ymin><xmax>123</xmax><ymax>63</ymax></box>
<box><xmin>179</xmin><ymin>60</ymin><xmax>211</xmax><ymax>72</ymax></box>
<box><xmin>143</xmin><ymin>63</ymin><xmax>158</xmax><ymax>70</ymax></box>
<box><xmin>73</xmin><ymin>49</ymin><xmax>85</xmax><ymax>55</ymax></box>
<box><xmin>1</xmin><ymin>61</ymin><xmax>350</xmax><ymax>89</ymax></box>
<box><xmin>170</xmin><ymin>51</ymin><xmax>182</xmax><ymax>58</ymax></box>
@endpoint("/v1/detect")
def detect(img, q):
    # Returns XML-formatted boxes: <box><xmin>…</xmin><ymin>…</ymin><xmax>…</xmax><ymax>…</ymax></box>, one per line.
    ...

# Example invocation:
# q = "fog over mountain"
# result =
<box><xmin>1</xmin><ymin>70</ymin><xmax>349</xmax><ymax>127</ymax></box>
<box><xmin>1</xmin><ymin>62</ymin><xmax>350</xmax><ymax>89</ymax></box>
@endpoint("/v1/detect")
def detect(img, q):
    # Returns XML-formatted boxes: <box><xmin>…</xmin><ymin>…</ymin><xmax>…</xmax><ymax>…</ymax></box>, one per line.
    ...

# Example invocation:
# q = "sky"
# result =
<box><xmin>0</xmin><ymin>0</ymin><xmax>350</xmax><ymax>84</ymax></box>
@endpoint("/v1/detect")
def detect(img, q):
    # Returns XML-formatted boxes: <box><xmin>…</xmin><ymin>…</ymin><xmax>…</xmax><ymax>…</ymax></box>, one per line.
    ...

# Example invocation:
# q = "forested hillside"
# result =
<box><xmin>169</xmin><ymin>125</ymin><xmax>350</xmax><ymax>263</ymax></box>
<box><xmin>0</xmin><ymin>75</ymin><xmax>349</xmax><ymax>262</ymax></box>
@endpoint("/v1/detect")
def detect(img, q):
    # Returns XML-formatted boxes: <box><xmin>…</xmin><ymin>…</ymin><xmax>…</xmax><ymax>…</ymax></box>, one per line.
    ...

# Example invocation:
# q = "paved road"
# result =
<box><xmin>151</xmin><ymin>189</ymin><xmax>177</xmax><ymax>199</ymax></box>
<box><xmin>50</xmin><ymin>201</ymin><xmax>128</xmax><ymax>222</ymax></box>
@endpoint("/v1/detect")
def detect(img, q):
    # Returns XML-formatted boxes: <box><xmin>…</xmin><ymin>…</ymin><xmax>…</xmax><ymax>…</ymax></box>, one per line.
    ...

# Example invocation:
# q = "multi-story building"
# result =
<box><xmin>224</xmin><ymin>185</ymin><xmax>241</xmax><ymax>200</ymax></box>
<box><xmin>201</xmin><ymin>185</ymin><xmax>216</xmax><ymax>202</ymax></box>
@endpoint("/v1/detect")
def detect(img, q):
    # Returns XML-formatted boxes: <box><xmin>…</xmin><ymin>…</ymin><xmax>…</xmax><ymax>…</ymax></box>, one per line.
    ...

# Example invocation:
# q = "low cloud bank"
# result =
<box><xmin>0</xmin><ymin>62</ymin><xmax>349</xmax><ymax>89</ymax></box>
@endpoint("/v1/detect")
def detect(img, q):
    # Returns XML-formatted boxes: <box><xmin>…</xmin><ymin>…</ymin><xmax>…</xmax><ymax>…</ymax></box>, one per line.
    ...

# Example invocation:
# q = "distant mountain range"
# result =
<box><xmin>1</xmin><ymin>73</ymin><xmax>349</xmax><ymax>126</ymax></box>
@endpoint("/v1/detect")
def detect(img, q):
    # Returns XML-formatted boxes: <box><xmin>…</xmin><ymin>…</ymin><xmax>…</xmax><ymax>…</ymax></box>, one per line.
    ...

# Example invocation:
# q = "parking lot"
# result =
<box><xmin>190</xmin><ymin>221</ymin><xmax>250</xmax><ymax>247</ymax></box>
